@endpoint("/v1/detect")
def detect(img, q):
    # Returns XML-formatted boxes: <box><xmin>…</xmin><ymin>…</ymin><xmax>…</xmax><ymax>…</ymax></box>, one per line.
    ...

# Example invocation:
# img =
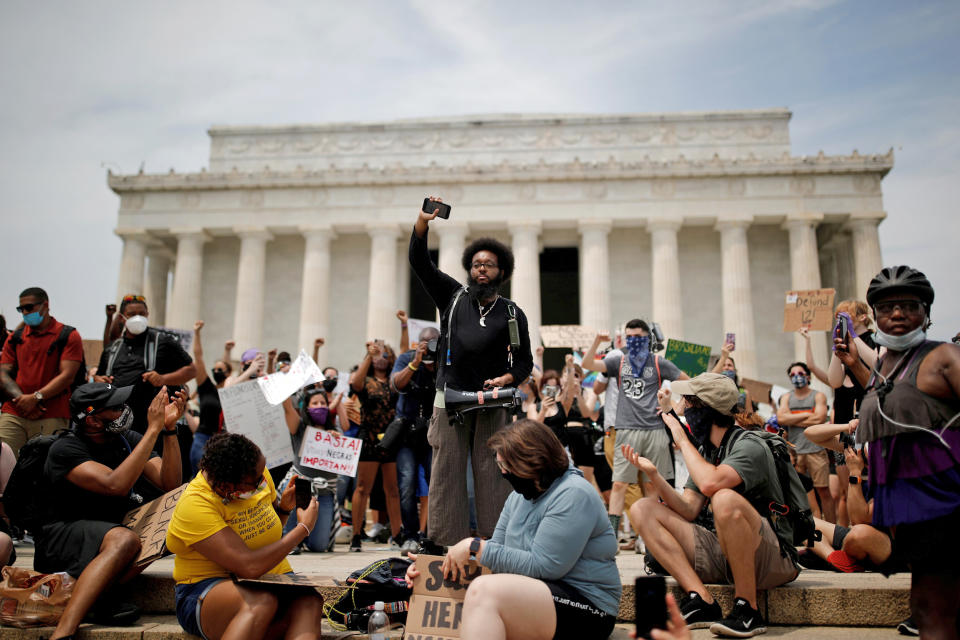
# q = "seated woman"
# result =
<box><xmin>166</xmin><ymin>433</ymin><xmax>322</xmax><ymax>640</ymax></box>
<box><xmin>406</xmin><ymin>419</ymin><xmax>621</xmax><ymax>640</ymax></box>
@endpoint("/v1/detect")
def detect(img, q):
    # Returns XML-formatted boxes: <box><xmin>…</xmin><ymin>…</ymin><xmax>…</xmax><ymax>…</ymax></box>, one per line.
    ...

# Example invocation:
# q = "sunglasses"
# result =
<box><xmin>16</xmin><ymin>302</ymin><xmax>43</xmax><ymax>313</ymax></box>
<box><xmin>874</xmin><ymin>300</ymin><xmax>922</xmax><ymax>316</ymax></box>
<box><xmin>122</xmin><ymin>294</ymin><xmax>147</xmax><ymax>303</ymax></box>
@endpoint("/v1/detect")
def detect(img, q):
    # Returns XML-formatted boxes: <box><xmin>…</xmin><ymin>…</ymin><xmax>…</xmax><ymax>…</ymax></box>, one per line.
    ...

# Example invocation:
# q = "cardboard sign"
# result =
<box><xmin>406</xmin><ymin>554</ymin><xmax>489</xmax><ymax>640</ymax></box>
<box><xmin>234</xmin><ymin>573</ymin><xmax>335</xmax><ymax>593</ymax></box>
<box><xmin>782</xmin><ymin>288</ymin><xmax>836</xmax><ymax>332</ymax></box>
<box><xmin>218</xmin><ymin>381</ymin><xmax>294</xmax><ymax>469</ymax></box>
<box><xmin>156</xmin><ymin>327</ymin><xmax>193</xmax><ymax>353</ymax></box>
<box><xmin>257</xmin><ymin>350</ymin><xmax>324</xmax><ymax>405</ymax></box>
<box><xmin>663</xmin><ymin>339</ymin><xmax>712</xmax><ymax>377</ymax></box>
<box><xmin>298</xmin><ymin>427</ymin><xmax>362</xmax><ymax>477</ymax></box>
<box><xmin>741</xmin><ymin>378</ymin><xmax>773</xmax><ymax>405</ymax></box>
<box><xmin>539</xmin><ymin>325</ymin><xmax>601</xmax><ymax>350</ymax></box>
<box><xmin>121</xmin><ymin>483</ymin><xmax>187</xmax><ymax>566</ymax></box>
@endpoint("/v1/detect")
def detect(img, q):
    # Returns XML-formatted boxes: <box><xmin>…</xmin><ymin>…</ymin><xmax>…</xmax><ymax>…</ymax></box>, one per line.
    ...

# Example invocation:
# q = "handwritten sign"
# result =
<box><xmin>406</xmin><ymin>554</ymin><xmax>490</xmax><ymax>640</ymax></box>
<box><xmin>782</xmin><ymin>288</ymin><xmax>836</xmax><ymax>332</ymax></box>
<box><xmin>664</xmin><ymin>339</ymin><xmax>712</xmax><ymax>377</ymax></box>
<box><xmin>218</xmin><ymin>381</ymin><xmax>294</xmax><ymax>469</ymax></box>
<box><xmin>121</xmin><ymin>483</ymin><xmax>187</xmax><ymax>566</ymax></box>
<box><xmin>741</xmin><ymin>377</ymin><xmax>773</xmax><ymax>405</ymax></box>
<box><xmin>156</xmin><ymin>327</ymin><xmax>193</xmax><ymax>353</ymax></box>
<box><xmin>234</xmin><ymin>573</ymin><xmax>336</xmax><ymax>594</ymax></box>
<box><xmin>257</xmin><ymin>350</ymin><xmax>324</xmax><ymax>405</ymax></box>
<box><xmin>298</xmin><ymin>427</ymin><xmax>362</xmax><ymax>477</ymax></box>
<box><xmin>539</xmin><ymin>325</ymin><xmax>601</xmax><ymax>350</ymax></box>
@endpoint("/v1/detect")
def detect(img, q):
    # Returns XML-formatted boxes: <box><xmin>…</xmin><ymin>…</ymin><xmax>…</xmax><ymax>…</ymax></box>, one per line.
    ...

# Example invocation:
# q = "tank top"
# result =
<box><xmin>537</xmin><ymin>401</ymin><xmax>568</xmax><ymax>442</ymax></box>
<box><xmin>786</xmin><ymin>390</ymin><xmax>821</xmax><ymax>454</ymax></box>
<box><xmin>833</xmin><ymin>331</ymin><xmax>877</xmax><ymax>423</ymax></box>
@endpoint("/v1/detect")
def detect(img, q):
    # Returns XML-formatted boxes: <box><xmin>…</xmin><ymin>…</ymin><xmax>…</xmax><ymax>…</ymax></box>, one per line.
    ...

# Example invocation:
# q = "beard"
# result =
<box><xmin>468</xmin><ymin>273</ymin><xmax>503</xmax><ymax>304</ymax></box>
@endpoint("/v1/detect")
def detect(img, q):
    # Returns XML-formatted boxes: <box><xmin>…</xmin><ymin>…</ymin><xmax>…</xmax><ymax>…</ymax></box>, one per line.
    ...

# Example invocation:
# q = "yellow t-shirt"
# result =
<box><xmin>166</xmin><ymin>470</ymin><xmax>293</xmax><ymax>584</ymax></box>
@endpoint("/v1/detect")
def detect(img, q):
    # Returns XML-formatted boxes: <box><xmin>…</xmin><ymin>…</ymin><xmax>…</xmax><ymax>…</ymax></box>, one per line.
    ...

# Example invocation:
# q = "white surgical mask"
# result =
<box><xmin>125</xmin><ymin>315</ymin><xmax>148</xmax><ymax>336</ymax></box>
<box><xmin>874</xmin><ymin>326</ymin><xmax>926</xmax><ymax>351</ymax></box>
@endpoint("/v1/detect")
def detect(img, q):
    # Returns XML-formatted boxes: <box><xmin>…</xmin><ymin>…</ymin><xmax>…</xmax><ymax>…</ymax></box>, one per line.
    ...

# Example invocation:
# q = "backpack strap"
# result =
<box><xmin>48</xmin><ymin>325</ymin><xmax>76</xmax><ymax>356</ymax></box>
<box><xmin>8</xmin><ymin>326</ymin><xmax>25</xmax><ymax>349</ymax></box>
<box><xmin>103</xmin><ymin>339</ymin><xmax>124</xmax><ymax>376</ymax></box>
<box><xmin>654</xmin><ymin>355</ymin><xmax>661</xmax><ymax>386</ymax></box>
<box><xmin>443</xmin><ymin>287</ymin><xmax>466</xmax><ymax>367</ymax></box>
<box><xmin>144</xmin><ymin>329</ymin><xmax>159</xmax><ymax>371</ymax></box>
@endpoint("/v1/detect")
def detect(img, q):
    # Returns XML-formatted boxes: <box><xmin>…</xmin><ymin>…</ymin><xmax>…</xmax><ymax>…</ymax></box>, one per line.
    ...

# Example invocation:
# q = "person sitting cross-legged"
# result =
<box><xmin>627</xmin><ymin>373</ymin><xmax>800</xmax><ymax>638</ymax></box>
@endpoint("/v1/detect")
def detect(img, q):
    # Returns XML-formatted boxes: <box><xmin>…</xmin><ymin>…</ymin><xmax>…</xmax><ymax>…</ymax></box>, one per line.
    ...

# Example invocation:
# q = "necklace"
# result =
<box><xmin>477</xmin><ymin>297</ymin><xmax>499</xmax><ymax>327</ymax></box>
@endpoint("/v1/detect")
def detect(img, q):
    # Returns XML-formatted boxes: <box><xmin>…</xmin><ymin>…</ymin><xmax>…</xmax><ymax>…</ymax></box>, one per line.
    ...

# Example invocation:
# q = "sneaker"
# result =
<box><xmin>85</xmin><ymin>600</ymin><xmax>141</xmax><ymax>626</ymax></box>
<box><xmin>367</xmin><ymin>522</ymin><xmax>390</xmax><ymax>543</ymax></box>
<box><xmin>634</xmin><ymin>537</ymin><xmax>646</xmax><ymax>554</ymax></box>
<box><xmin>401</xmin><ymin>538</ymin><xmax>420</xmax><ymax>553</ymax></box>
<box><xmin>709</xmin><ymin>597</ymin><xmax>766</xmax><ymax>638</ymax></box>
<box><xmin>796</xmin><ymin>548</ymin><xmax>832</xmax><ymax>571</ymax></box>
<box><xmin>389</xmin><ymin>533</ymin><xmax>405</xmax><ymax>550</ymax></box>
<box><xmin>897</xmin><ymin>617</ymin><xmax>918</xmax><ymax>636</ymax></box>
<box><xmin>350</xmin><ymin>534</ymin><xmax>362</xmax><ymax>552</ymax></box>
<box><xmin>826</xmin><ymin>550</ymin><xmax>865</xmax><ymax>573</ymax></box>
<box><xmin>678</xmin><ymin>591</ymin><xmax>722</xmax><ymax>630</ymax></box>
<box><xmin>334</xmin><ymin>524</ymin><xmax>354</xmax><ymax>544</ymax></box>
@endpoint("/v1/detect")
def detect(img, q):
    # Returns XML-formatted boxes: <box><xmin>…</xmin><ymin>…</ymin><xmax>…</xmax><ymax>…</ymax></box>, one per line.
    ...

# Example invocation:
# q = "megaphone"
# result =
<box><xmin>444</xmin><ymin>387</ymin><xmax>520</xmax><ymax>423</ymax></box>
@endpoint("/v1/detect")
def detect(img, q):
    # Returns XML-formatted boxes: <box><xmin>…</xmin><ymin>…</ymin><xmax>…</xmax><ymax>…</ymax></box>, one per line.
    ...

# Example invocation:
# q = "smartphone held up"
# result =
<box><xmin>294</xmin><ymin>477</ymin><xmax>312</xmax><ymax>510</ymax></box>
<box><xmin>422</xmin><ymin>197</ymin><xmax>452</xmax><ymax>219</ymax></box>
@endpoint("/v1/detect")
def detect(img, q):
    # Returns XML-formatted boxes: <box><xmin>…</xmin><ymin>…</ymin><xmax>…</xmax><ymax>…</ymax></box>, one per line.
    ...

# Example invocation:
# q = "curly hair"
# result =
<box><xmin>198</xmin><ymin>433</ymin><xmax>263</xmax><ymax>485</ymax></box>
<box><xmin>461</xmin><ymin>237</ymin><xmax>515</xmax><ymax>282</ymax></box>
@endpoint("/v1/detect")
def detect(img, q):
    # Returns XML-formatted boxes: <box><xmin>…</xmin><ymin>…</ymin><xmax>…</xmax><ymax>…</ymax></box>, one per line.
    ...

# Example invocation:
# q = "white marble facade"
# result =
<box><xmin>109</xmin><ymin>109</ymin><xmax>890</xmax><ymax>383</ymax></box>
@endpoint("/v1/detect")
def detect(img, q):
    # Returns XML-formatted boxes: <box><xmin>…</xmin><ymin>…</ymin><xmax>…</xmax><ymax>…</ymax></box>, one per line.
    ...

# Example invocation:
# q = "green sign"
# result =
<box><xmin>664</xmin><ymin>339</ymin><xmax>712</xmax><ymax>377</ymax></box>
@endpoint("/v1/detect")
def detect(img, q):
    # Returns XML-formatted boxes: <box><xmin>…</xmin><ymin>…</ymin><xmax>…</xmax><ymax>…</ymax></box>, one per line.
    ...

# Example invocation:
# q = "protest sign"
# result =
<box><xmin>741</xmin><ymin>378</ymin><xmax>773</xmax><ymax>405</ymax></box>
<box><xmin>298</xmin><ymin>427</ymin><xmax>362</xmax><ymax>477</ymax></box>
<box><xmin>407</xmin><ymin>317</ymin><xmax>440</xmax><ymax>345</ymax></box>
<box><xmin>257</xmin><ymin>350</ymin><xmax>324</xmax><ymax>405</ymax></box>
<box><xmin>539</xmin><ymin>325</ymin><xmax>601</xmax><ymax>350</ymax></box>
<box><xmin>234</xmin><ymin>573</ymin><xmax>335</xmax><ymax>595</ymax></box>
<box><xmin>156</xmin><ymin>327</ymin><xmax>193</xmax><ymax>353</ymax></box>
<box><xmin>218</xmin><ymin>381</ymin><xmax>294</xmax><ymax>469</ymax></box>
<box><xmin>121</xmin><ymin>483</ymin><xmax>187</xmax><ymax>566</ymax></box>
<box><xmin>782</xmin><ymin>288</ymin><xmax>836</xmax><ymax>332</ymax></box>
<box><xmin>406</xmin><ymin>554</ymin><xmax>489</xmax><ymax>640</ymax></box>
<box><xmin>664</xmin><ymin>339</ymin><xmax>712</xmax><ymax>377</ymax></box>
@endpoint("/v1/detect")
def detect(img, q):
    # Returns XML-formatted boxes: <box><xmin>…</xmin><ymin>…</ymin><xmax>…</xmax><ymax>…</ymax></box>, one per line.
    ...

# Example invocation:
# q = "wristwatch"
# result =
<box><xmin>34</xmin><ymin>391</ymin><xmax>44</xmax><ymax>402</ymax></box>
<box><xmin>849</xmin><ymin>476</ymin><xmax>861</xmax><ymax>485</ymax></box>
<box><xmin>469</xmin><ymin>537</ymin><xmax>482</xmax><ymax>560</ymax></box>
<box><xmin>161</xmin><ymin>429</ymin><xmax>179</xmax><ymax>437</ymax></box>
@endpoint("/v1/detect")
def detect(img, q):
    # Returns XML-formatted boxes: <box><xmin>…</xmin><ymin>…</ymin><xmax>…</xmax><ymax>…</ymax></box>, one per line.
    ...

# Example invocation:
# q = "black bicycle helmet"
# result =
<box><xmin>866</xmin><ymin>265</ymin><xmax>934</xmax><ymax>307</ymax></box>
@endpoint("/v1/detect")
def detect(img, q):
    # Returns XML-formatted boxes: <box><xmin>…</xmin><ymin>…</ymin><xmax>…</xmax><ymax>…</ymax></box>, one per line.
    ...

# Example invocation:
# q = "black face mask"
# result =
<box><xmin>501</xmin><ymin>471</ymin><xmax>544</xmax><ymax>501</ymax></box>
<box><xmin>212</xmin><ymin>369</ymin><xmax>228</xmax><ymax>384</ymax></box>
<box><xmin>684</xmin><ymin>406</ymin><xmax>714</xmax><ymax>448</ymax></box>
<box><xmin>322</xmin><ymin>378</ymin><xmax>337</xmax><ymax>393</ymax></box>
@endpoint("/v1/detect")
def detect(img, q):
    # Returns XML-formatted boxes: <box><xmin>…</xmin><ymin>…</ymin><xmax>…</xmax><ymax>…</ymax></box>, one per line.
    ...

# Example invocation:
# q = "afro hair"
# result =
<box><xmin>461</xmin><ymin>237</ymin><xmax>515</xmax><ymax>282</ymax></box>
<box><xmin>198</xmin><ymin>433</ymin><xmax>263</xmax><ymax>485</ymax></box>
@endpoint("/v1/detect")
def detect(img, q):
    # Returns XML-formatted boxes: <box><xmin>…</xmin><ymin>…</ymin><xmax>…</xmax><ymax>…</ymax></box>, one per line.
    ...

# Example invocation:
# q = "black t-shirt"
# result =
<box><xmin>196</xmin><ymin>378</ymin><xmax>223</xmax><ymax>436</ymax></box>
<box><xmin>97</xmin><ymin>329</ymin><xmax>193</xmax><ymax>431</ymax></box>
<box><xmin>44</xmin><ymin>430</ymin><xmax>161</xmax><ymax>524</ymax></box>
<box><xmin>409</xmin><ymin>229</ymin><xmax>533</xmax><ymax>392</ymax></box>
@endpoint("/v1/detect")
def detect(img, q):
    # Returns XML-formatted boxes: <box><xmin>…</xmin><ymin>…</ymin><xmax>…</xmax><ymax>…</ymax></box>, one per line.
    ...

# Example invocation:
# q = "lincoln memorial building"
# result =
<box><xmin>107</xmin><ymin>108</ymin><xmax>891</xmax><ymax>383</ymax></box>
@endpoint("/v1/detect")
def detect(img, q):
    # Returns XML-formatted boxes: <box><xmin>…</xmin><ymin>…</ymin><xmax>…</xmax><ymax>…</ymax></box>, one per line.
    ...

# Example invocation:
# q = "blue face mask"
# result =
<box><xmin>625</xmin><ymin>335</ymin><xmax>650</xmax><ymax>374</ymax></box>
<box><xmin>23</xmin><ymin>311</ymin><xmax>43</xmax><ymax>327</ymax></box>
<box><xmin>790</xmin><ymin>374</ymin><xmax>809</xmax><ymax>389</ymax></box>
<box><xmin>721</xmin><ymin>370</ymin><xmax>737</xmax><ymax>381</ymax></box>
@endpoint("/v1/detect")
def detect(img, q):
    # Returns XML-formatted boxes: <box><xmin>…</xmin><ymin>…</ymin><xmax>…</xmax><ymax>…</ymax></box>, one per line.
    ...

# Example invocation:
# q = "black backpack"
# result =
<box><xmin>7</xmin><ymin>325</ymin><xmax>87</xmax><ymax>394</ymax></box>
<box><xmin>323</xmin><ymin>557</ymin><xmax>412</xmax><ymax>631</ymax></box>
<box><xmin>3</xmin><ymin>430</ymin><xmax>71</xmax><ymax>536</ymax></box>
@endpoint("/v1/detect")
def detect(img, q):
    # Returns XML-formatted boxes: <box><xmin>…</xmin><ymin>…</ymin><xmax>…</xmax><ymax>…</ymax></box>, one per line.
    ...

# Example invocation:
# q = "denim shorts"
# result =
<box><xmin>175</xmin><ymin>577</ymin><xmax>225</xmax><ymax>640</ymax></box>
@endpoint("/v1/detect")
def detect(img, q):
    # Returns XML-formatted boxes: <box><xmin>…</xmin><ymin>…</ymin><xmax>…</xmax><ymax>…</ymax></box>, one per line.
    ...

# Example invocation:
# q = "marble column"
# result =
<box><xmin>143</xmin><ymin>246</ymin><xmax>172</xmax><ymax>327</ymax></box>
<box><xmin>578</xmin><ymin>219</ymin><xmax>612</xmax><ymax>335</ymax></box>
<box><xmin>784</xmin><ymin>213</ymin><xmax>828</xmax><ymax>365</ymax></box>
<box><xmin>366</xmin><ymin>225</ymin><xmax>400</xmax><ymax>342</ymax></box>
<box><xmin>648</xmin><ymin>217</ymin><xmax>684</xmax><ymax>340</ymax></box>
<box><xmin>115</xmin><ymin>229</ymin><xmax>148</xmax><ymax>302</ymax></box>
<box><xmin>396</xmin><ymin>236</ymin><xmax>410</xmax><ymax>325</ymax></box>
<box><xmin>848</xmin><ymin>214</ymin><xmax>885</xmax><ymax>299</ymax></box>
<box><xmin>509</xmin><ymin>221</ymin><xmax>542</xmax><ymax>350</ymax></box>
<box><xmin>297</xmin><ymin>225</ymin><xmax>334</xmax><ymax>357</ymax></box>
<box><xmin>436</xmin><ymin>223</ymin><xmax>469</xmax><ymax>285</ymax></box>
<box><xmin>168</xmin><ymin>229</ymin><xmax>210</xmax><ymax>331</ymax></box>
<box><xmin>716</xmin><ymin>217</ymin><xmax>759</xmax><ymax>378</ymax></box>
<box><xmin>232</xmin><ymin>227</ymin><xmax>273</xmax><ymax>353</ymax></box>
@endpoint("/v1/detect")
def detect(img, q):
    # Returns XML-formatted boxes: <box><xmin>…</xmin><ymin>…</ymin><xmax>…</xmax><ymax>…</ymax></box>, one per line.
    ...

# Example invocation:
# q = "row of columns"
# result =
<box><xmin>115</xmin><ymin>213</ymin><xmax>883</xmax><ymax>379</ymax></box>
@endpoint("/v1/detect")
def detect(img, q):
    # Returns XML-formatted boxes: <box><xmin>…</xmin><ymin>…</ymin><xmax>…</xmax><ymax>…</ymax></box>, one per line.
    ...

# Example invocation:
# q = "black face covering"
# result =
<box><xmin>684</xmin><ymin>406</ymin><xmax>714</xmax><ymax>448</ymax></box>
<box><xmin>501</xmin><ymin>471</ymin><xmax>543</xmax><ymax>501</ymax></box>
<box><xmin>322</xmin><ymin>378</ymin><xmax>338</xmax><ymax>393</ymax></box>
<box><xmin>212</xmin><ymin>369</ymin><xmax>228</xmax><ymax>384</ymax></box>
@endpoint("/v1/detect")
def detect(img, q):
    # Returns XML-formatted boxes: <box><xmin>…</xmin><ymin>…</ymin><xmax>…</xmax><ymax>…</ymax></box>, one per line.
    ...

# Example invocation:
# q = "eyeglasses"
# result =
<box><xmin>16</xmin><ymin>302</ymin><xmax>43</xmax><ymax>313</ymax></box>
<box><xmin>874</xmin><ymin>300</ymin><xmax>923</xmax><ymax>316</ymax></box>
<box><xmin>471</xmin><ymin>262</ymin><xmax>498</xmax><ymax>270</ymax></box>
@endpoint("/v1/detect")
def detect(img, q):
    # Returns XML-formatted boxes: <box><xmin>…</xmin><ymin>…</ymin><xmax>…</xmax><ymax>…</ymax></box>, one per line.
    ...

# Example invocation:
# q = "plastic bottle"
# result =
<box><xmin>368</xmin><ymin>600</ymin><xmax>388</xmax><ymax>640</ymax></box>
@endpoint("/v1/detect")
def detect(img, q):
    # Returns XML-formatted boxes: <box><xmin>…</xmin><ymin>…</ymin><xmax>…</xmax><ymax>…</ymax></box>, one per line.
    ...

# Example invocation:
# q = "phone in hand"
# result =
<box><xmin>542</xmin><ymin>385</ymin><xmax>559</xmax><ymax>399</ymax></box>
<box><xmin>635</xmin><ymin>576</ymin><xmax>667</xmax><ymax>639</ymax></box>
<box><xmin>725</xmin><ymin>332</ymin><xmax>736</xmax><ymax>351</ymax></box>
<box><xmin>294</xmin><ymin>477</ymin><xmax>312</xmax><ymax>510</ymax></box>
<box><xmin>834</xmin><ymin>316</ymin><xmax>849</xmax><ymax>343</ymax></box>
<box><xmin>422</xmin><ymin>197</ymin><xmax>452</xmax><ymax>219</ymax></box>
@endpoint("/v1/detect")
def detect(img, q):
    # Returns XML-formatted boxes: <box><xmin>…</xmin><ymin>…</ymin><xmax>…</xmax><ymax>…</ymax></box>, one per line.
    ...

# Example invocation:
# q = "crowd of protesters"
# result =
<box><xmin>0</xmin><ymin>199</ymin><xmax>956</xmax><ymax>639</ymax></box>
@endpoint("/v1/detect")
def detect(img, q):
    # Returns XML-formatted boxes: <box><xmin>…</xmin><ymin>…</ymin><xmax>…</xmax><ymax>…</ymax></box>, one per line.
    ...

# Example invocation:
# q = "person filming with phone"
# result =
<box><xmin>409</xmin><ymin>196</ymin><xmax>533</xmax><ymax>547</ymax></box>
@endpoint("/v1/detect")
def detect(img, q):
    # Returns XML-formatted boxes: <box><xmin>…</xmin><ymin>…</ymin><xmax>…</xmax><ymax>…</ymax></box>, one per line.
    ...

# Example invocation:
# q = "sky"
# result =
<box><xmin>1</xmin><ymin>0</ymin><xmax>958</xmax><ymax>341</ymax></box>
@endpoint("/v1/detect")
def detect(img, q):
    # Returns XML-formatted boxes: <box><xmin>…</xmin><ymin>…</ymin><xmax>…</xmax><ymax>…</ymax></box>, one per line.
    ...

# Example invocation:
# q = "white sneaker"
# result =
<box><xmin>334</xmin><ymin>525</ymin><xmax>354</xmax><ymax>544</ymax></box>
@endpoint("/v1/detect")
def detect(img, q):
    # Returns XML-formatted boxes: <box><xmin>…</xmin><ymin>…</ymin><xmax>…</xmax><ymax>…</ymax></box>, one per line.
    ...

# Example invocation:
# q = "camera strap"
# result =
<box><xmin>445</xmin><ymin>287</ymin><xmax>466</xmax><ymax>367</ymax></box>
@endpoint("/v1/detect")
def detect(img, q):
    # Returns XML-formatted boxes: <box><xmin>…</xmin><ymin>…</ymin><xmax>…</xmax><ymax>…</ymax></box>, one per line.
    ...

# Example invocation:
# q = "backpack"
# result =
<box><xmin>7</xmin><ymin>325</ymin><xmax>87</xmax><ymax>394</ymax></box>
<box><xmin>722</xmin><ymin>428</ymin><xmax>821</xmax><ymax>554</ymax></box>
<box><xmin>102</xmin><ymin>328</ymin><xmax>160</xmax><ymax>376</ymax></box>
<box><xmin>2</xmin><ymin>431</ymin><xmax>72</xmax><ymax>536</ymax></box>
<box><xmin>323</xmin><ymin>557</ymin><xmax>412</xmax><ymax>631</ymax></box>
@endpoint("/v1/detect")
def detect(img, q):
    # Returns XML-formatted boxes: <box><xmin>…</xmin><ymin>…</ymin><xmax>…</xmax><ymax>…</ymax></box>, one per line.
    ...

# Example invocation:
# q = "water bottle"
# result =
<box><xmin>368</xmin><ymin>600</ymin><xmax>389</xmax><ymax>640</ymax></box>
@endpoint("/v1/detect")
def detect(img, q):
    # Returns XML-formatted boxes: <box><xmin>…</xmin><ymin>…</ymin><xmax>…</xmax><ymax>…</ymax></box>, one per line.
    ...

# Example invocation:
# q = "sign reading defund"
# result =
<box><xmin>406</xmin><ymin>554</ymin><xmax>490</xmax><ymax>640</ymax></box>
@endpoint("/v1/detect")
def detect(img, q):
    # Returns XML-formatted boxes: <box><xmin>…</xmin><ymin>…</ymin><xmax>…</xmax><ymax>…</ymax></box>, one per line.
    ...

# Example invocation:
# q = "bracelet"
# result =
<box><xmin>296</xmin><ymin>522</ymin><xmax>312</xmax><ymax>537</ymax></box>
<box><xmin>400</xmin><ymin>323</ymin><xmax>408</xmax><ymax>328</ymax></box>
<box><xmin>408</xmin><ymin>363</ymin><xmax>419</xmax><ymax>371</ymax></box>
<box><xmin>161</xmin><ymin>429</ymin><xmax>178</xmax><ymax>437</ymax></box>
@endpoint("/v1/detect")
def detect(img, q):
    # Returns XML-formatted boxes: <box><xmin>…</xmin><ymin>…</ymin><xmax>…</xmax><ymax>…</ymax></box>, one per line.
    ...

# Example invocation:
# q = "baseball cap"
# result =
<box><xmin>670</xmin><ymin>372</ymin><xmax>740</xmax><ymax>416</ymax></box>
<box><xmin>70</xmin><ymin>382</ymin><xmax>134</xmax><ymax>421</ymax></box>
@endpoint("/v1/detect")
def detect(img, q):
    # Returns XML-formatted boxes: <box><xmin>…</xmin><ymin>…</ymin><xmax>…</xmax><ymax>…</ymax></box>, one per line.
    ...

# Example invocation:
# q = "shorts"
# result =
<box><xmin>0</xmin><ymin>414</ymin><xmax>68</xmax><ymax>457</ymax></box>
<box><xmin>174</xmin><ymin>577</ymin><xmax>224</xmax><ymax>640</ymax></box>
<box><xmin>544</xmin><ymin>580</ymin><xmax>616</xmax><ymax>640</ymax></box>
<box><xmin>692</xmin><ymin>519</ymin><xmax>798</xmax><ymax>590</ymax></box>
<box><xmin>358</xmin><ymin>428</ymin><xmax>397</xmax><ymax>463</ymax></box>
<box><xmin>795</xmin><ymin>450</ymin><xmax>830</xmax><ymax>488</ymax></box>
<box><xmin>612</xmin><ymin>428</ymin><xmax>673</xmax><ymax>485</ymax></box>
<box><xmin>34</xmin><ymin>520</ymin><xmax>123</xmax><ymax>578</ymax></box>
<box><xmin>832</xmin><ymin>524</ymin><xmax>906</xmax><ymax>575</ymax></box>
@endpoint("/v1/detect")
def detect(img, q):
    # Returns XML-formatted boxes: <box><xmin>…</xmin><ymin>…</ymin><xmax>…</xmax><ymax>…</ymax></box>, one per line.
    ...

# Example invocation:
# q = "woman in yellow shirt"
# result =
<box><xmin>166</xmin><ymin>433</ymin><xmax>321</xmax><ymax>640</ymax></box>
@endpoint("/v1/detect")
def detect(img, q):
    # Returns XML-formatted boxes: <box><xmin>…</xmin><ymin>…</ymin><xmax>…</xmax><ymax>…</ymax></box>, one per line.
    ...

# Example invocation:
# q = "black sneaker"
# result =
<box><xmin>709</xmin><ymin>597</ymin><xmax>766</xmax><ymax>638</ymax></box>
<box><xmin>350</xmin><ymin>534</ymin><xmax>362</xmax><ymax>552</ymax></box>
<box><xmin>85</xmin><ymin>599</ymin><xmax>141</xmax><ymax>626</ymax></box>
<box><xmin>897</xmin><ymin>617</ymin><xmax>918</xmax><ymax>636</ymax></box>
<box><xmin>678</xmin><ymin>591</ymin><xmax>722</xmax><ymax>630</ymax></box>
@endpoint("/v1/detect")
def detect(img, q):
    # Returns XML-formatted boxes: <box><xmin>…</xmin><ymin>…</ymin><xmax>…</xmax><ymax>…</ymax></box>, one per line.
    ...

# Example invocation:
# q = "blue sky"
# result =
<box><xmin>1</xmin><ymin>0</ymin><xmax>957</xmax><ymax>340</ymax></box>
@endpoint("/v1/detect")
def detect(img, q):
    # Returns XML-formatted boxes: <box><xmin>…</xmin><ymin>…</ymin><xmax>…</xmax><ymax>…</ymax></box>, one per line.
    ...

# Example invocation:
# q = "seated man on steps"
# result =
<box><xmin>37</xmin><ymin>382</ymin><xmax>184</xmax><ymax>640</ymax></box>
<box><xmin>626</xmin><ymin>373</ymin><xmax>799</xmax><ymax>638</ymax></box>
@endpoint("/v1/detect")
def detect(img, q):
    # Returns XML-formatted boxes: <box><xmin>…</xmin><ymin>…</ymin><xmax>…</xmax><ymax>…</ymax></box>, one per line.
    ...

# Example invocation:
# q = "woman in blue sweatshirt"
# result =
<box><xmin>408</xmin><ymin>419</ymin><xmax>621</xmax><ymax>640</ymax></box>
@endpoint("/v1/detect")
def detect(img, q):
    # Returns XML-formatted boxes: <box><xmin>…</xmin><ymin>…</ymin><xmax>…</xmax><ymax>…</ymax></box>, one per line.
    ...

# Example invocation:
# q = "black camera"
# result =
<box><xmin>838</xmin><ymin>432</ymin><xmax>857</xmax><ymax>450</ymax></box>
<box><xmin>650</xmin><ymin>322</ymin><xmax>665</xmax><ymax>352</ymax></box>
<box><xmin>423</xmin><ymin>338</ymin><xmax>439</xmax><ymax>365</ymax></box>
